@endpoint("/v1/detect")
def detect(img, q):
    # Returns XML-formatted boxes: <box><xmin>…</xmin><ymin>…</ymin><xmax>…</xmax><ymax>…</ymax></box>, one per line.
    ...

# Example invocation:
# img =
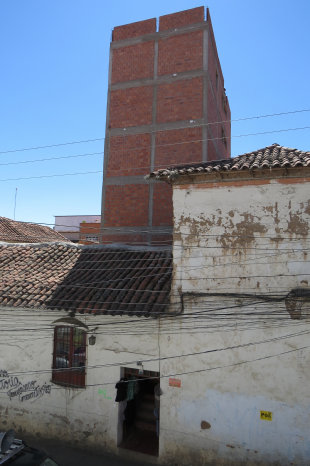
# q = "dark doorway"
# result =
<box><xmin>118</xmin><ymin>368</ymin><xmax>159</xmax><ymax>457</ymax></box>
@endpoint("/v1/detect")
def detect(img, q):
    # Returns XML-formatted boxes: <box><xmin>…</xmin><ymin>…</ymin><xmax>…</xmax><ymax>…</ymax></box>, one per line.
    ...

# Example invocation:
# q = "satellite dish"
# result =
<box><xmin>0</xmin><ymin>429</ymin><xmax>15</xmax><ymax>453</ymax></box>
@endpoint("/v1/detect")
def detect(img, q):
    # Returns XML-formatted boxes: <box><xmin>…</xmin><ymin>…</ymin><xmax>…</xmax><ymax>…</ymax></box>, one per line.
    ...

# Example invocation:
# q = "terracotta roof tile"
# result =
<box><xmin>147</xmin><ymin>144</ymin><xmax>310</xmax><ymax>180</ymax></box>
<box><xmin>0</xmin><ymin>243</ymin><xmax>172</xmax><ymax>317</ymax></box>
<box><xmin>0</xmin><ymin>217</ymin><xmax>69</xmax><ymax>243</ymax></box>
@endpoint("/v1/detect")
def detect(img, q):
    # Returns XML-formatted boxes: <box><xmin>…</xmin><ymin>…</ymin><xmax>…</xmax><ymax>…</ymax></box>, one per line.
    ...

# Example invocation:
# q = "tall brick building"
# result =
<box><xmin>101</xmin><ymin>6</ymin><xmax>231</xmax><ymax>245</ymax></box>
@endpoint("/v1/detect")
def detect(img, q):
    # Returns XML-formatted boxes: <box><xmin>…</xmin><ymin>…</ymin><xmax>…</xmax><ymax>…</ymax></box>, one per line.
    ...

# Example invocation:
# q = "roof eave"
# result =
<box><xmin>153</xmin><ymin>166</ymin><xmax>310</xmax><ymax>185</ymax></box>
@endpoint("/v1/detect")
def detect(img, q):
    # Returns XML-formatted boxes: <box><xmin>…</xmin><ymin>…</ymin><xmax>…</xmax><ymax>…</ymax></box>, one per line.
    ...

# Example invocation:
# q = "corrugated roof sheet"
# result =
<box><xmin>147</xmin><ymin>144</ymin><xmax>310</xmax><ymax>180</ymax></box>
<box><xmin>0</xmin><ymin>217</ymin><xmax>69</xmax><ymax>243</ymax></box>
<box><xmin>0</xmin><ymin>243</ymin><xmax>172</xmax><ymax>317</ymax></box>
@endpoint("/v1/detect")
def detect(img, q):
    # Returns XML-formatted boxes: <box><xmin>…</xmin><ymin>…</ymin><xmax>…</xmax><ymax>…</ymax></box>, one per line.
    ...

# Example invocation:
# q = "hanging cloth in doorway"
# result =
<box><xmin>115</xmin><ymin>378</ymin><xmax>127</xmax><ymax>402</ymax></box>
<box><xmin>127</xmin><ymin>375</ymin><xmax>138</xmax><ymax>401</ymax></box>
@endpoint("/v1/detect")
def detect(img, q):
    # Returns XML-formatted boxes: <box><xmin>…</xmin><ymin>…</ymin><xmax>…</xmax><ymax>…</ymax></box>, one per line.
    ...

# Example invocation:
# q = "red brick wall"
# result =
<box><xmin>207</xmin><ymin>85</ymin><xmax>229</xmax><ymax>160</ymax></box>
<box><xmin>80</xmin><ymin>223</ymin><xmax>101</xmax><ymax>235</ymax></box>
<box><xmin>113</xmin><ymin>18</ymin><xmax>156</xmax><ymax>41</ymax></box>
<box><xmin>207</xmin><ymin>7</ymin><xmax>230</xmax><ymax>159</ymax></box>
<box><xmin>109</xmin><ymin>86</ymin><xmax>153</xmax><ymax>128</ymax></box>
<box><xmin>101</xmin><ymin>233</ymin><xmax>172</xmax><ymax>246</ymax></box>
<box><xmin>107</xmin><ymin>133</ymin><xmax>151</xmax><ymax>177</ymax></box>
<box><xmin>159</xmin><ymin>7</ymin><xmax>204</xmax><ymax>31</ymax></box>
<box><xmin>155</xmin><ymin>127</ymin><xmax>202</xmax><ymax>169</ymax></box>
<box><xmin>158</xmin><ymin>31</ymin><xmax>203</xmax><ymax>75</ymax></box>
<box><xmin>104</xmin><ymin>185</ymin><xmax>149</xmax><ymax>227</ymax></box>
<box><xmin>103</xmin><ymin>7</ymin><xmax>231</xmax><ymax>243</ymax></box>
<box><xmin>207</xmin><ymin>8</ymin><xmax>224</xmax><ymax>88</ymax></box>
<box><xmin>152</xmin><ymin>183</ymin><xmax>173</xmax><ymax>226</ymax></box>
<box><xmin>102</xmin><ymin>233</ymin><xmax>145</xmax><ymax>245</ymax></box>
<box><xmin>207</xmin><ymin>85</ymin><xmax>219</xmax><ymax>137</ymax></box>
<box><xmin>111</xmin><ymin>42</ymin><xmax>155</xmax><ymax>84</ymax></box>
<box><xmin>79</xmin><ymin>222</ymin><xmax>101</xmax><ymax>245</ymax></box>
<box><xmin>207</xmin><ymin>138</ymin><xmax>218</xmax><ymax>162</ymax></box>
<box><xmin>157</xmin><ymin>77</ymin><xmax>203</xmax><ymax>124</ymax></box>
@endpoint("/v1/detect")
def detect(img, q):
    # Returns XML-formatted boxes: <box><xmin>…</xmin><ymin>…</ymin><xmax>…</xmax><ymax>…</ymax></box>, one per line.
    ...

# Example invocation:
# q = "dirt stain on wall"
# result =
<box><xmin>286</xmin><ymin>212</ymin><xmax>308</xmax><ymax>236</ymax></box>
<box><xmin>220</xmin><ymin>213</ymin><xmax>267</xmax><ymax>249</ymax></box>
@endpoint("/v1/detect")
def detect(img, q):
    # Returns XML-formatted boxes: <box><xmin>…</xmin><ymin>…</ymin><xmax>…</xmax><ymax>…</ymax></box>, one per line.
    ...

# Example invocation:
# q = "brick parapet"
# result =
<box><xmin>110</xmin><ymin>22</ymin><xmax>207</xmax><ymax>50</ymax></box>
<box><xmin>159</xmin><ymin>7</ymin><xmax>204</xmax><ymax>31</ymax></box>
<box><xmin>112</xmin><ymin>18</ymin><xmax>156</xmax><ymax>41</ymax></box>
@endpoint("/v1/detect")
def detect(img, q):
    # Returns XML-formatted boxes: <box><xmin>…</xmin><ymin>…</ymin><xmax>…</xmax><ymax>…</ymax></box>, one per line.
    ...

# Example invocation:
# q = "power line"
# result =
<box><xmin>1</xmin><ymin>263</ymin><xmax>309</xmax><ymax>292</ymax></box>
<box><xmin>0</xmin><ymin>170</ymin><xmax>102</xmax><ymax>182</ymax></box>
<box><xmin>0</xmin><ymin>151</ymin><xmax>103</xmax><ymax>167</ymax></box>
<box><xmin>0</xmin><ymin>125</ymin><xmax>309</xmax><ymax>182</ymax></box>
<box><xmin>4</xmin><ymin>328</ymin><xmax>309</xmax><ymax>377</ymax></box>
<box><xmin>0</xmin><ymin>299</ymin><xmax>306</xmax><ymax>333</ymax></box>
<box><xmin>1</xmin><ymin>107</ymin><xmax>309</xmax><ymax>155</ymax></box>
<box><xmin>2</xmin><ymin>218</ymin><xmax>310</xmax><ymax>242</ymax></box>
<box><xmin>0</xmin><ymin>343</ymin><xmax>307</xmax><ymax>395</ymax></box>
<box><xmin>1</xmin><ymin>239</ymin><xmax>307</xmax><ymax>252</ymax></box>
<box><xmin>0</xmin><ymin>137</ymin><xmax>105</xmax><ymax>155</ymax></box>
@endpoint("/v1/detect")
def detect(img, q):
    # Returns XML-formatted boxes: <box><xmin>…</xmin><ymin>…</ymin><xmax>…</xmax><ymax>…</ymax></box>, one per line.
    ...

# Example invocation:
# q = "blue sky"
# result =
<box><xmin>0</xmin><ymin>0</ymin><xmax>309</xmax><ymax>226</ymax></box>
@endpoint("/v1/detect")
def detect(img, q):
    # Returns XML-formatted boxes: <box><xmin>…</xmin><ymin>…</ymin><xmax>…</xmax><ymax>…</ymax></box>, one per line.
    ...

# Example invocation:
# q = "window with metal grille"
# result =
<box><xmin>52</xmin><ymin>326</ymin><xmax>86</xmax><ymax>388</ymax></box>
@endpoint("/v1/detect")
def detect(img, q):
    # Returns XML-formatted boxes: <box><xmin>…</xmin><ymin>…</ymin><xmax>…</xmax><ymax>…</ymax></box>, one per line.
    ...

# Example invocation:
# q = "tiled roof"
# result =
<box><xmin>147</xmin><ymin>144</ymin><xmax>310</xmax><ymax>180</ymax></box>
<box><xmin>0</xmin><ymin>243</ymin><xmax>172</xmax><ymax>317</ymax></box>
<box><xmin>0</xmin><ymin>217</ymin><xmax>69</xmax><ymax>243</ymax></box>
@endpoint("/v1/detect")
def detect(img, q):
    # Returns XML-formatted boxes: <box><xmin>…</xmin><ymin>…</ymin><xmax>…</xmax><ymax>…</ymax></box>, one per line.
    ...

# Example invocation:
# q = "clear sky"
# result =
<box><xmin>1</xmin><ymin>0</ymin><xmax>309</xmax><ymax>226</ymax></box>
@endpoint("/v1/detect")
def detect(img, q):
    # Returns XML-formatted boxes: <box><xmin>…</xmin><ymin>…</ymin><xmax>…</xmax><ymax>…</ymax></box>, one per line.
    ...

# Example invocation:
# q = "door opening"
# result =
<box><xmin>118</xmin><ymin>367</ymin><xmax>160</xmax><ymax>456</ymax></box>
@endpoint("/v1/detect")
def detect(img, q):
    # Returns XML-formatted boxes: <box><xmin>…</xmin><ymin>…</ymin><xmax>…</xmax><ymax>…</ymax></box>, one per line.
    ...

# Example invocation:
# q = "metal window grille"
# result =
<box><xmin>52</xmin><ymin>326</ymin><xmax>86</xmax><ymax>388</ymax></box>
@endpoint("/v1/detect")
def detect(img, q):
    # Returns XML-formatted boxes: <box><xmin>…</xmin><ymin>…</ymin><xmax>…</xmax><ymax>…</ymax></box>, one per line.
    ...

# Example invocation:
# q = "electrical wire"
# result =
<box><xmin>1</xmin><ymin>107</ymin><xmax>309</xmax><ymax>155</ymax></box>
<box><xmin>0</xmin><ymin>300</ymin><xmax>306</xmax><ymax>335</ymax></box>
<box><xmin>0</xmin><ymin>126</ymin><xmax>309</xmax><ymax>181</ymax></box>
<box><xmin>0</xmin><ymin>151</ymin><xmax>104</xmax><ymax>167</ymax></box>
<box><xmin>3</xmin><ymin>218</ymin><xmax>310</xmax><ymax>242</ymax></box>
<box><xmin>3</xmin><ymin>328</ymin><xmax>309</xmax><ymax>378</ymax></box>
<box><xmin>0</xmin><ymin>170</ymin><xmax>102</xmax><ymax>183</ymax></box>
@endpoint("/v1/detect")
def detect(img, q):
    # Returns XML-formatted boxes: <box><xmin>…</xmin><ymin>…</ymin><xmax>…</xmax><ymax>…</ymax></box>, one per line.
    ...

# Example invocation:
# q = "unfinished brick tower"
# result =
<box><xmin>101</xmin><ymin>6</ymin><xmax>231</xmax><ymax>245</ymax></box>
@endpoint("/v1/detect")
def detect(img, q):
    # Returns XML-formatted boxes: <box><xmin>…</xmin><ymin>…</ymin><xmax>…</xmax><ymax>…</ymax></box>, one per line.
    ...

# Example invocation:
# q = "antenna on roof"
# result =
<box><xmin>13</xmin><ymin>187</ymin><xmax>17</xmax><ymax>220</ymax></box>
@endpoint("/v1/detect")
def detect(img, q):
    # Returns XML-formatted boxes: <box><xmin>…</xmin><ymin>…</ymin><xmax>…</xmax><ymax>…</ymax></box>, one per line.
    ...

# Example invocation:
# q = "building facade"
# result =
<box><xmin>150</xmin><ymin>143</ymin><xmax>310</xmax><ymax>465</ymax></box>
<box><xmin>101</xmin><ymin>6</ymin><xmax>231</xmax><ymax>245</ymax></box>
<box><xmin>54</xmin><ymin>215</ymin><xmax>101</xmax><ymax>243</ymax></box>
<box><xmin>79</xmin><ymin>222</ymin><xmax>101</xmax><ymax>244</ymax></box>
<box><xmin>1</xmin><ymin>144</ymin><xmax>310</xmax><ymax>465</ymax></box>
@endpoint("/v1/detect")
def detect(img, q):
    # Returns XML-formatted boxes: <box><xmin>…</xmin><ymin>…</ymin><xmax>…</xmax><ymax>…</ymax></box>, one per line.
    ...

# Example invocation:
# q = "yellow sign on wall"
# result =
<box><xmin>260</xmin><ymin>410</ymin><xmax>272</xmax><ymax>421</ymax></box>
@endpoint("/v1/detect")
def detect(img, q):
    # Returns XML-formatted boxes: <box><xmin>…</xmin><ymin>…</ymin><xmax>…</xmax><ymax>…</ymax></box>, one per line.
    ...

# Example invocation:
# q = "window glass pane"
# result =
<box><xmin>55</xmin><ymin>327</ymin><xmax>71</xmax><ymax>368</ymax></box>
<box><xmin>72</xmin><ymin>328</ymin><xmax>86</xmax><ymax>369</ymax></box>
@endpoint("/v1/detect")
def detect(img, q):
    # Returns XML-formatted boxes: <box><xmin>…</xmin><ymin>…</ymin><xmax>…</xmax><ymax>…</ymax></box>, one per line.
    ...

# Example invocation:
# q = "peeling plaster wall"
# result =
<box><xmin>158</xmin><ymin>177</ymin><xmax>310</xmax><ymax>465</ymax></box>
<box><xmin>0</xmin><ymin>309</ymin><xmax>160</xmax><ymax>456</ymax></box>
<box><xmin>172</xmin><ymin>178</ymin><xmax>310</xmax><ymax>297</ymax></box>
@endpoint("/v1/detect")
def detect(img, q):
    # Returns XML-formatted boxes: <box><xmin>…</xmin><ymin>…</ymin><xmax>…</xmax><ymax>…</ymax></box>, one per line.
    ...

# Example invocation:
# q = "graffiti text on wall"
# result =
<box><xmin>0</xmin><ymin>370</ymin><xmax>51</xmax><ymax>402</ymax></box>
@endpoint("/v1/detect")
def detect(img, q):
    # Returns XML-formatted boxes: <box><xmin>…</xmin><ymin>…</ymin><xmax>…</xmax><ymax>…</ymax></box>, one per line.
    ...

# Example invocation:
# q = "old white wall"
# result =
<box><xmin>0</xmin><ymin>308</ymin><xmax>160</xmax><ymax>456</ymax></box>
<box><xmin>172</xmin><ymin>177</ymin><xmax>310</xmax><ymax>297</ymax></box>
<box><xmin>157</xmin><ymin>176</ymin><xmax>310</xmax><ymax>465</ymax></box>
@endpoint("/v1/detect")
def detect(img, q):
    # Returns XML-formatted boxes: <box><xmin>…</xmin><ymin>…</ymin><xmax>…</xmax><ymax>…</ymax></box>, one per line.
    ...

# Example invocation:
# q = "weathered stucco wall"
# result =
<box><xmin>172</xmin><ymin>177</ymin><xmax>310</xmax><ymax>297</ymax></box>
<box><xmin>158</xmin><ymin>176</ymin><xmax>310</xmax><ymax>465</ymax></box>
<box><xmin>0</xmin><ymin>309</ymin><xmax>160</xmax><ymax>457</ymax></box>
